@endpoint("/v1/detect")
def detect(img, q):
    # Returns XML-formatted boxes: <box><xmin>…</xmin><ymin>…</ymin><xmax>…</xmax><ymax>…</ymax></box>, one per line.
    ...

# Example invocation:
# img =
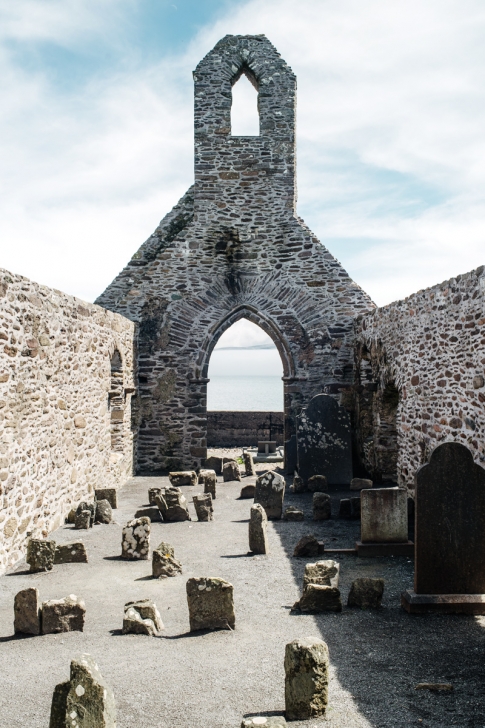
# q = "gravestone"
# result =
<box><xmin>200</xmin><ymin>469</ymin><xmax>217</xmax><ymax>499</ymax></box>
<box><xmin>54</xmin><ymin>541</ymin><xmax>88</xmax><ymax>564</ymax></box>
<box><xmin>121</xmin><ymin>517</ymin><xmax>150</xmax><ymax>559</ymax></box>
<box><xmin>313</xmin><ymin>492</ymin><xmax>331</xmax><ymax>521</ymax></box>
<box><xmin>249</xmin><ymin>503</ymin><xmax>268</xmax><ymax>554</ymax></box>
<box><xmin>243</xmin><ymin>451</ymin><xmax>256</xmax><ymax>476</ymax></box>
<box><xmin>42</xmin><ymin>595</ymin><xmax>85</xmax><ymax>634</ymax></box>
<box><xmin>193</xmin><ymin>493</ymin><xmax>213</xmax><ymax>521</ymax></box>
<box><xmin>254</xmin><ymin>471</ymin><xmax>285</xmax><ymax>519</ymax></box>
<box><xmin>361</xmin><ymin>488</ymin><xmax>407</xmax><ymax>542</ymax></box>
<box><xmin>297</xmin><ymin>394</ymin><xmax>352</xmax><ymax>486</ymax></box>
<box><xmin>122</xmin><ymin>599</ymin><xmax>164</xmax><ymax>636</ymax></box>
<box><xmin>169</xmin><ymin>471</ymin><xmax>197</xmax><ymax>486</ymax></box>
<box><xmin>95</xmin><ymin>488</ymin><xmax>118</xmax><ymax>508</ymax></box>
<box><xmin>95</xmin><ymin>499</ymin><xmax>112</xmax><ymax>524</ymax></box>
<box><xmin>186</xmin><ymin>577</ymin><xmax>235</xmax><ymax>631</ymax></box>
<box><xmin>348</xmin><ymin>578</ymin><xmax>384</xmax><ymax>609</ymax></box>
<box><xmin>402</xmin><ymin>442</ymin><xmax>485</xmax><ymax>614</ymax></box>
<box><xmin>285</xmin><ymin>639</ymin><xmax>329</xmax><ymax>720</ymax></box>
<box><xmin>14</xmin><ymin>587</ymin><xmax>41</xmax><ymax>635</ymax></box>
<box><xmin>223</xmin><ymin>460</ymin><xmax>241</xmax><ymax>482</ymax></box>
<box><xmin>205</xmin><ymin>455</ymin><xmax>223</xmax><ymax>474</ymax></box>
<box><xmin>27</xmin><ymin>538</ymin><xmax>56</xmax><ymax>573</ymax></box>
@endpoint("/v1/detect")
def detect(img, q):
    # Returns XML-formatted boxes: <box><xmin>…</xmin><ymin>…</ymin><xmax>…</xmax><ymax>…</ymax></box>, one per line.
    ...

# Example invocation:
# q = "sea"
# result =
<box><xmin>207</xmin><ymin>375</ymin><xmax>283</xmax><ymax>411</ymax></box>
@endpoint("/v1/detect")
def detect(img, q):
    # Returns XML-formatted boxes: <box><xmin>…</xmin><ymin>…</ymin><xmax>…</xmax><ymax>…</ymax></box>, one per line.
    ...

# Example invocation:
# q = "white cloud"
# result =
<box><xmin>214</xmin><ymin>319</ymin><xmax>276</xmax><ymax>349</ymax></box>
<box><xmin>1</xmin><ymin>0</ymin><xmax>485</xmax><ymax>306</ymax></box>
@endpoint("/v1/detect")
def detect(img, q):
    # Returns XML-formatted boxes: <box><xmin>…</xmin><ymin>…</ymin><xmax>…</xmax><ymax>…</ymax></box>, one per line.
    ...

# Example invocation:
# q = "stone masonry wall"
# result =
<box><xmin>354</xmin><ymin>266</ymin><xmax>485</xmax><ymax>489</ymax></box>
<box><xmin>207</xmin><ymin>411</ymin><xmax>284</xmax><ymax>447</ymax></box>
<box><xmin>97</xmin><ymin>35</ymin><xmax>374</xmax><ymax>474</ymax></box>
<box><xmin>0</xmin><ymin>269</ymin><xmax>135</xmax><ymax>573</ymax></box>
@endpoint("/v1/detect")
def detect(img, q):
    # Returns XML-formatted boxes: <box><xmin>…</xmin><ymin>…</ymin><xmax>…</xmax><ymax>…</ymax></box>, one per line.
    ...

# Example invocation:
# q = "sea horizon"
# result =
<box><xmin>207</xmin><ymin>375</ymin><xmax>284</xmax><ymax>412</ymax></box>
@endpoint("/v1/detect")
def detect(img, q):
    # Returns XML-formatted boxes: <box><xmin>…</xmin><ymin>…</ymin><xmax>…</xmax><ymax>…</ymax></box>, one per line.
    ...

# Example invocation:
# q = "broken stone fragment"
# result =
<box><xmin>95</xmin><ymin>487</ymin><xmax>118</xmax><ymax>508</ymax></box>
<box><xmin>169</xmin><ymin>470</ymin><xmax>197</xmax><ymax>487</ymax></box>
<box><xmin>285</xmin><ymin>638</ymin><xmax>329</xmax><ymax>720</ymax></box>
<box><xmin>242</xmin><ymin>718</ymin><xmax>287</xmax><ymax>728</ymax></box>
<box><xmin>134</xmin><ymin>506</ymin><xmax>162</xmax><ymax>522</ymax></box>
<box><xmin>156</xmin><ymin>541</ymin><xmax>174</xmax><ymax>557</ymax></box>
<box><xmin>42</xmin><ymin>594</ymin><xmax>86</xmax><ymax>634</ymax></box>
<box><xmin>95</xmin><ymin>499</ymin><xmax>112</xmax><ymax>524</ymax></box>
<box><xmin>240</xmin><ymin>484</ymin><xmax>256</xmax><ymax>499</ymax></box>
<box><xmin>186</xmin><ymin>577</ymin><xmax>235</xmax><ymax>632</ymax></box>
<box><xmin>312</xmin><ymin>492</ymin><xmax>331</xmax><ymax>521</ymax></box>
<box><xmin>293</xmin><ymin>534</ymin><xmax>319</xmax><ymax>557</ymax></box>
<box><xmin>75</xmin><ymin>510</ymin><xmax>92</xmax><ymax>530</ymax></box>
<box><xmin>49</xmin><ymin>653</ymin><xmax>116</xmax><ymax>728</ymax></box>
<box><xmin>350</xmin><ymin>478</ymin><xmax>373</xmax><ymax>491</ymax></box>
<box><xmin>121</xmin><ymin>517</ymin><xmax>150</xmax><ymax>560</ymax></box>
<box><xmin>347</xmin><ymin>578</ymin><xmax>384</xmax><ymax>609</ymax></box>
<box><xmin>148</xmin><ymin>487</ymin><xmax>162</xmax><ymax>506</ymax></box>
<box><xmin>223</xmin><ymin>460</ymin><xmax>241</xmax><ymax>482</ymax></box>
<box><xmin>193</xmin><ymin>492</ymin><xmax>213</xmax><ymax>521</ymax></box>
<box><xmin>283</xmin><ymin>506</ymin><xmax>304</xmax><ymax>521</ymax></box>
<box><xmin>54</xmin><ymin>541</ymin><xmax>88</xmax><ymax>564</ymax></box>
<box><xmin>293</xmin><ymin>584</ymin><xmax>342</xmax><ymax>613</ymax></box>
<box><xmin>76</xmin><ymin>501</ymin><xmax>95</xmax><ymax>526</ymax></box>
<box><xmin>199</xmin><ymin>469</ymin><xmax>217</xmax><ymax>498</ymax></box>
<box><xmin>204</xmin><ymin>455</ymin><xmax>223</xmax><ymax>474</ymax></box>
<box><xmin>122</xmin><ymin>599</ymin><xmax>164</xmax><ymax>636</ymax></box>
<box><xmin>254</xmin><ymin>471</ymin><xmax>285</xmax><ymax>519</ymax></box>
<box><xmin>158</xmin><ymin>491</ymin><xmax>191</xmax><ymax>522</ymax></box>
<box><xmin>66</xmin><ymin>508</ymin><xmax>77</xmax><ymax>524</ymax></box>
<box><xmin>243</xmin><ymin>451</ymin><xmax>256</xmax><ymax>476</ymax></box>
<box><xmin>303</xmin><ymin>560</ymin><xmax>340</xmax><ymax>590</ymax></box>
<box><xmin>14</xmin><ymin>587</ymin><xmax>41</xmax><ymax>635</ymax></box>
<box><xmin>249</xmin><ymin>503</ymin><xmax>269</xmax><ymax>555</ymax></box>
<box><xmin>152</xmin><ymin>549</ymin><xmax>183</xmax><ymax>578</ymax></box>
<box><xmin>291</xmin><ymin>475</ymin><xmax>305</xmax><ymax>493</ymax></box>
<box><xmin>26</xmin><ymin>538</ymin><xmax>56</xmax><ymax>573</ymax></box>
<box><xmin>307</xmin><ymin>475</ymin><xmax>327</xmax><ymax>492</ymax></box>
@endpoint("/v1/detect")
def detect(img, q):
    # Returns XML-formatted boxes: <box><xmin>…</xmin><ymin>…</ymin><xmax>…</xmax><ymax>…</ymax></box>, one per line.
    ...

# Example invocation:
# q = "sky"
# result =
<box><xmin>1</xmin><ymin>0</ymin><xmax>485</xmax><ymax>365</ymax></box>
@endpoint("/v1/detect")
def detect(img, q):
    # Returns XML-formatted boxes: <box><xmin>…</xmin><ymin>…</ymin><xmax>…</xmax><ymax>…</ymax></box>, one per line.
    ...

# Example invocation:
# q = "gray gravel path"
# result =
<box><xmin>1</xmin><ymin>471</ymin><xmax>484</xmax><ymax>727</ymax></box>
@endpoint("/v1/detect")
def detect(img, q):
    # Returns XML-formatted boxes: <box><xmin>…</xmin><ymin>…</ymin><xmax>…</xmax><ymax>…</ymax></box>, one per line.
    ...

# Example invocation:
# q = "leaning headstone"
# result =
<box><xmin>75</xmin><ymin>510</ymin><xmax>92</xmax><ymax>530</ymax></box>
<box><xmin>249</xmin><ymin>503</ymin><xmax>269</xmax><ymax>554</ymax></box>
<box><xmin>348</xmin><ymin>578</ymin><xmax>384</xmax><ymax>609</ymax></box>
<box><xmin>293</xmin><ymin>584</ymin><xmax>342</xmax><ymax>613</ymax></box>
<box><xmin>223</xmin><ymin>460</ymin><xmax>241</xmax><ymax>482</ymax></box>
<box><xmin>254</xmin><ymin>471</ymin><xmax>285</xmax><ymax>519</ymax></box>
<box><xmin>148</xmin><ymin>487</ymin><xmax>162</xmax><ymax>506</ymax></box>
<box><xmin>243</xmin><ymin>451</ymin><xmax>256</xmax><ymax>476</ymax></box>
<box><xmin>186</xmin><ymin>577</ymin><xmax>235</xmax><ymax>631</ymax></box>
<box><xmin>156</xmin><ymin>491</ymin><xmax>190</xmax><ymax>522</ymax></box>
<box><xmin>200</xmin><ymin>469</ymin><xmax>217</xmax><ymax>499</ymax></box>
<box><xmin>242</xmin><ymin>718</ymin><xmax>287</xmax><ymax>728</ymax></box>
<box><xmin>240</xmin><ymin>484</ymin><xmax>256</xmax><ymax>499</ymax></box>
<box><xmin>283</xmin><ymin>506</ymin><xmax>304</xmax><ymax>521</ymax></box>
<box><xmin>26</xmin><ymin>538</ymin><xmax>56</xmax><ymax>573</ymax></box>
<box><xmin>313</xmin><ymin>492</ymin><xmax>331</xmax><ymax>521</ymax></box>
<box><xmin>205</xmin><ymin>455</ymin><xmax>223</xmax><ymax>474</ymax></box>
<box><xmin>14</xmin><ymin>587</ymin><xmax>41</xmax><ymax>635</ymax></box>
<box><xmin>291</xmin><ymin>474</ymin><xmax>305</xmax><ymax>493</ymax></box>
<box><xmin>361</xmin><ymin>488</ymin><xmax>407</xmax><ymax>542</ymax></box>
<box><xmin>152</xmin><ymin>543</ymin><xmax>183</xmax><ymax>578</ymax></box>
<box><xmin>297</xmin><ymin>394</ymin><xmax>352</xmax><ymax>486</ymax></box>
<box><xmin>121</xmin><ymin>517</ymin><xmax>150</xmax><ymax>560</ymax></box>
<box><xmin>350</xmin><ymin>478</ymin><xmax>373</xmax><ymax>491</ymax></box>
<box><xmin>95</xmin><ymin>488</ymin><xmax>118</xmax><ymax>508</ymax></box>
<box><xmin>95</xmin><ymin>499</ymin><xmax>112</xmax><ymax>524</ymax></box>
<box><xmin>303</xmin><ymin>560</ymin><xmax>340</xmax><ymax>590</ymax></box>
<box><xmin>122</xmin><ymin>599</ymin><xmax>164</xmax><ymax>636</ymax></box>
<box><xmin>49</xmin><ymin>654</ymin><xmax>116</xmax><ymax>728</ymax></box>
<box><xmin>285</xmin><ymin>639</ymin><xmax>329</xmax><ymax>720</ymax></box>
<box><xmin>402</xmin><ymin>442</ymin><xmax>485</xmax><ymax>613</ymax></box>
<box><xmin>54</xmin><ymin>541</ymin><xmax>88</xmax><ymax>564</ymax></box>
<box><xmin>76</xmin><ymin>501</ymin><xmax>95</xmax><ymax>526</ymax></box>
<box><xmin>308</xmin><ymin>475</ymin><xmax>327</xmax><ymax>493</ymax></box>
<box><xmin>169</xmin><ymin>471</ymin><xmax>197</xmax><ymax>487</ymax></box>
<box><xmin>293</xmin><ymin>535</ymin><xmax>319</xmax><ymax>557</ymax></box>
<box><xmin>134</xmin><ymin>506</ymin><xmax>162</xmax><ymax>523</ymax></box>
<box><xmin>193</xmin><ymin>493</ymin><xmax>213</xmax><ymax>521</ymax></box>
<box><xmin>42</xmin><ymin>595</ymin><xmax>85</xmax><ymax>634</ymax></box>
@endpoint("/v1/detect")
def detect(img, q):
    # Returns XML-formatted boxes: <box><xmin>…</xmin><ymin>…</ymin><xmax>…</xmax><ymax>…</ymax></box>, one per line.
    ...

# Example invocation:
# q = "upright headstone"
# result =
<box><xmin>223</xmin><ymin>461</ymin><xmax>241</xmax><ymax>482</ymax></box>
<box><xmin>186</xmin><ymin>577</ymin><xmax>235</xmax><ymax>631</ymax></box>
<box><xmin>285</xmin><ymin>639</ymin><xmax>329</xmax><ymax>720</ymax></box>
<box><xmin>14</xmin><ymin>587</ymin><xmax>41</xmax><ymax>635</ymax></box>
<box><xmin>95</xmin><ymin>488</ymin><xmax>118</xmax><ymax>508</ymax></box>
<box><xmin>26</xmin><ymin>539</ymin><xmax>56</xmax><ymax>573</ymax></box>
<box><xmin>200</xmin><ymin>469</ymin><xmax>217</xmax><ymax>499</ymax></box>
<box><xmin>205</xmin><ymin>455</ymin><xmax>223</xmax><ymax>474</ymax></box>
<box><xmin>249</xmin><ymin>503</ymin><xmax>269</xmax><ymax>554</ymax></box>
<box><xmin>254</xmin><ymin>471</ymin><xmax>285</xmax><ymax>519</ymax></box>
<box><xmin>193</xmin><ymin>493</ymin><xmax>213</xmax><ymax>521</ymax></box>
<box><xmin>361</xmin><ymin>488</ymin><xmax>408</xmax><ymax>543</ymax></box>
<box><xmin>402</xmin><ymin>443</ymin><xmax>485</xmax><ymax>614</ymax></box>
<box><xmin>42</xmin><ymin>595</ymin><xmax>85</xmax><ymax>634</ymax></box>
<box><xmin>297</xmin><ymin>394</ymin><xmax>352</xmax><ymax>486</ymax></box>
<box><xmin>121</xmin><ymin>517</ymin><xmax>150</xmax><ymax>559</ymax></box>
<box><xmin>122</xmin><ymin>599</ymin><xmax>164</xmax><ymax>636</ymax></box>
<box><xmin>243</xmin><ymin>451</ymin><xmax>256</xmax><ymax>476</ymax></box>
<box><xmin>169</xmin><ymin>471</ymin><xmax>197</xmax><ymax>486</ymax></box>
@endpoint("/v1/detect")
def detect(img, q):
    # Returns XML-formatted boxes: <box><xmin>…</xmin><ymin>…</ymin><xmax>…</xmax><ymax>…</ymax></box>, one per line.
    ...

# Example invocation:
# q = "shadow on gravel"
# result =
<box><xmin>220</xmin><ymin>553</ymin><xmax>251</xmax><ymax>559</ymax></box>
<box><xmin>273</xmin><ymin>478</ymin><xmax>485</xmax><ymax>728</ymax></box>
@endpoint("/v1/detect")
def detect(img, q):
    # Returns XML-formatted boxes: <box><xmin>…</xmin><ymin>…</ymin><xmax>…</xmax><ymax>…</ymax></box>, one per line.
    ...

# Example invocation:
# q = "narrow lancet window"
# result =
<box><xmin>231</xmin><ymin>71</ymin><xmax>259</xmax><ymax>136</ymax></box>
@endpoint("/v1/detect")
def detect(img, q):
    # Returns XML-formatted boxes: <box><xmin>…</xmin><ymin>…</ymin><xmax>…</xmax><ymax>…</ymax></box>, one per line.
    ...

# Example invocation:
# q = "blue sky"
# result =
<box><xmin>1</xmin><ymin>0</ymin><xmax>485</xmax><ymax>327</ymax></box>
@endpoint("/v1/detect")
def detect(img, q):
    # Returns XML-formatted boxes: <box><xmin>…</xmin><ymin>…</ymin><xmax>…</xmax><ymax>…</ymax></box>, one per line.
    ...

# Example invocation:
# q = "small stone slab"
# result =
<box><xmin>27</xmin><ymin>538</ymin><xmax>56</xmax><ymax>573</ymax></box>
<box><xmin>54</xmin><ymin>541</ymin><xmax>88</xmax><ymax>564</ymax></box>
<box><xmin>242</xmin><ymin>718</ymin><xmax>287</xmax><ymax>728</ymax></box>
<box><xmin>240</xmin><ymin>484</ymin><xmax>255</xmax><ymax>499</ymax></box>
<box><xmin>95</xmin><ymin>488</ymin><xmax>118</xmax><ymax>508</ymax></box>
<box><xmin>193</xmin><ymin>493</ymin><xmax>213</xmax><ymax>521</ymax></box>
<box><xmin>249</xmin><ymin>503</ymin><xmax>269</xmax><ymax>555</ymax></box>
<box><xmin>50</xmin><ymin>654</ymin><xmax>116</xmax><ymax>728</ymax></box>
<box><xmin>308</xmin><ymin>475</ymin><xmax>327</xmax><ymax>493</ymax></box>
<box><xmin>14</xmin><ymin>587</ymin><xmax>41</xmax><ymax>635</ymax></box>
<box><xmin>291</xmin><ymin>475</ymin><xmax>305</xmax><ymax>493</ymax></box>
<box><xmin>42</xmin><ymin>594</ymin><xmax>85</xmax><ymax>634</ymax></box>
<box><xmin>415</xmin><ymin>683</ymin><xmax>453</xmax><ymax>692</ymax></box>
<box><xmin>293</xmin><ymin>535</ymin><xmax>319</xmax><ymax>557</ymax></box>
<box><xmin>76</xmin><ymin>501</ymin><xmax>95</xmax><ymax>526</ymax></box>
<box><xmin>156</xmin><ymin>492</ymin><xmax>190</xmax><ymax>522</ymax></box>
<box><xmin>75</xmin><ymin>510</ymin><xmax>91</xmax><ymax>530</ymax></box>
<box><xmin>285</xmin><ymin>638</ymin><xmax>329</xmax><ymax>720</ymax></box>
<box><xmin>95</xmin><ymin>499</ymin><xmax>112</xmax><ymax>524</ymax></box>
<box><xmin>254</xmin><ymin>471</ymin><xmax>285</xmax><ymax>520</ymax></box>
<box><xmin>121</xmin><ymin>517</ymin><xmax>150</xmax><ymax>560</ymax></box>
<box><xmin>243</xmin><ymin>451</ymin><xmax>256</xmax><ymax>476</ymax></box>
<box><xmin>313</xmin><ymin>492</ymin><xmax>331</xmax><ymax>521</ymax></box>
<box><xmin>283</xmin><ymin>506</ymin><xmax>304</xmax><ymax>521</ymax></box>
<box><xmin>205</xmin><ymin>455</ymin><xmax>223</xmax><ymax>474</ymax></box>
<box><xmin>134</xmin><ymin>506</ymin><xmax>162</xmax><ymax>522</ymax></box>
<box><xmin>148</xmin><ymin>487</ymin><xmax>162</xmax><ymax>506</ymax></box>
<box><xmin>361</xmin><ymin>488</ymin><xmax>407</xmax><ymax>543</ymax></box>
<box><xmin>348</xmin><ymin>578</ymin><xmax>384</xmax><ymax>608</ymax></box>
<box><xmin>123</xmin><ymin>599</ymin><xmax>164</xmax><ymax>636</ymax></box>
<box><xmin>401</xmin><ymin>590</ymin><xmax>485</xmax><ymax>615</ymax></box>
<box><xmin>200</xmin><ymin>469</ymin><xmax>217</xmax><ymax>499</ymax></box>
<box><xmin>350</xmin><ymin>478</ymin><xmax>373</xmax><ymax>491</ymax></box>
<box><xmin>169</xmin><ymin>471</ymin><xmax>197</xmax><ymax>487</ymax></box>
<box><xmin>223</xmin><ymin>460</ymin><xmax>241</xmax><ymax>482</ymax></box>
<box><xmin>338</xmin><ymin>498</ymin><xmax>351</xmax><ymax>519</ymax></box>
<box><xmin>303</xmin><ymin>560</ymin><xmax>340</xmax><ymax>590</ymax></box>
<box><xmin>186</xmin><ymin>577</ymin><xmax>235</xmax><ymax>631</ymax></box>
<box><xmin>152</xmin><ymin>549</ymin><xmax>183</xmax><ymax>578</ymax></box>
<box><xmin>293</xmin><ymin>584</ymin><xmax>342</xmax><ymax>613</ymax></box>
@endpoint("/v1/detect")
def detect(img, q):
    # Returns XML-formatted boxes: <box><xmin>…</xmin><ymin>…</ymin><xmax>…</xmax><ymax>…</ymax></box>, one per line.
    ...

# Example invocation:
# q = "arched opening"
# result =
<box><xmin>375</xmin><ymin>381</ymin><xmax>399</xmax><ymax>484</ymax></box>
<box><xmin>109</xmin><ymin>350</ymin><xmax>124</xmax><ymax>452</ymax></box>
<box><xmin>231</xmin><ymin>69</ymin><xmax>259</xmax><ymax>136</ymax></box>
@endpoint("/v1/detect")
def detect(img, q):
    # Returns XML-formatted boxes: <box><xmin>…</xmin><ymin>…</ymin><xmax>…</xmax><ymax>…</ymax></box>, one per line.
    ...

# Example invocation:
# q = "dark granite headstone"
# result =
<box><xmin>414</xmin><ymin>442</ymin><xmax>485</xmax><ymax>595</ymax></box>
<box><xmin>285</xmin><ymin>434</ymin><xmax>297</xmax><ymax>475</ymax></box>
<box><xmin>296</xmin><ymin>394</ymin><xmax>352</xmax><ymax>486</ymax></box>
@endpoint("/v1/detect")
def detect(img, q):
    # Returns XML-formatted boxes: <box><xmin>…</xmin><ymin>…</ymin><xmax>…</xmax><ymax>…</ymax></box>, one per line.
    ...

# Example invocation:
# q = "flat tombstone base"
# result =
<box><xmin>401</xmin><ymin>589</ymin><xmax>485</xmax><ymax>615</ymax></box>
<box><xmin>356</xmin><ymin>541</ymin><xmax>414</xmax><ymax>558</ymax></box>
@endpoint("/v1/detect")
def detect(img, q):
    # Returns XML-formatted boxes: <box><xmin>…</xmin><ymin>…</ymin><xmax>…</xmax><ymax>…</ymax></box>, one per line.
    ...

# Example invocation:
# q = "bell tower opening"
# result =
<box><xmin>231</xmin><ymin>69</ymin><xmax>260</xmax><ymax>137</ymax></box>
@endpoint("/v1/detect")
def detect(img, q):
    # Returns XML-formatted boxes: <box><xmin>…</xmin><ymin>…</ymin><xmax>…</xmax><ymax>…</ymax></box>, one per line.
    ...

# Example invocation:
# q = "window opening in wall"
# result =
<box><xmin>109</xmin><ymin>350</ymin><xmax>124</xmax><ymax>452</ymax></box>
<box><xmin>231</xmin><ymin>70</ymin><xmax>260</xmax><ymax>136</ymax></box>
<box><xmin>377</xmin><ymin>381</ymin><xmax>399</xmax><ymax>484</ymax></box>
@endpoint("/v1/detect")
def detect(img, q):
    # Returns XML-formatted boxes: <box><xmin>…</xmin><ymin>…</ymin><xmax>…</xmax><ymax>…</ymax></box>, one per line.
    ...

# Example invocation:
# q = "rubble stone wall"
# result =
<box><xmin>354</xmin><ymin>266</ymin><xmax>485</xmax><ymax>489</ymax></box>
<box><xmin>0</xmin><ymin>269</ymin><xmax>135</xmax><ymax>573</ymax></box>
<box><xmin>207</xmin><ymin>411</ymin><xmax>284</xmax><ymax>447</ymax></box>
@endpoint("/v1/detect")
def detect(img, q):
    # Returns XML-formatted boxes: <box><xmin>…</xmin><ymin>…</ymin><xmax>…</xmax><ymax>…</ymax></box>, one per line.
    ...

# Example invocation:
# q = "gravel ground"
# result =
<box><xmin>1</xmin><ymin>459</ymin><xmax>485</xmax><ymax>727</ymax></box>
